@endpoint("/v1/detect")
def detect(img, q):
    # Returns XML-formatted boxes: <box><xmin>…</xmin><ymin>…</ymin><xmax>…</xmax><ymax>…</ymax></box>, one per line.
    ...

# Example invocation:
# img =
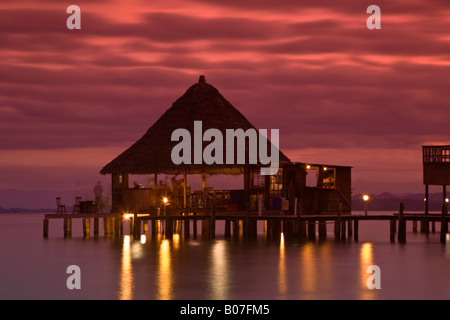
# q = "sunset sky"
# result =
<box><xmin>1</xmin><ymin>0</ymin><xmax>449</xmax><ymax>208</ymax></box>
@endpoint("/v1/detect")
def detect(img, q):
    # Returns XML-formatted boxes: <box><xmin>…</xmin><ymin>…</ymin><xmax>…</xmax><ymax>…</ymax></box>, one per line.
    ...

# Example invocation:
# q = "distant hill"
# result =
<box><xmin>352</xmin><ymin>192</ymin><xmax>447</xmax><ymax>212</ymax></box>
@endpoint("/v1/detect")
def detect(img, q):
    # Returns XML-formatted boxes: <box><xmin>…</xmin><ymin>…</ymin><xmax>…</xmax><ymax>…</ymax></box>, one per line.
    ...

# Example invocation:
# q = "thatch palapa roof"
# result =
<box><xmin>100</xmin><ymin>76</ymin><xmax>291</xmax><ymax>176</ymax></box>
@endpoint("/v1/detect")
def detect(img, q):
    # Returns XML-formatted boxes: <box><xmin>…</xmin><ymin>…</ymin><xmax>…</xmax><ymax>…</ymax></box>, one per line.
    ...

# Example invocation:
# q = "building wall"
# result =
<box><xmin>423</xmin><ymin>164</ymin><xmax>450</xmax><ymax>185</ymax></box>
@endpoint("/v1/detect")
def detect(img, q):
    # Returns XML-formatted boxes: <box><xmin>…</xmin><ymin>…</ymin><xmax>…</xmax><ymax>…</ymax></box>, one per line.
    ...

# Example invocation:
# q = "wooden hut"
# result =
<box><xmin>100</xmin><ymin>76</ymin><xmax>352</xmax><ymax>215</ymax></box>
<box><xmin>423</xmin><ymin>145</ymin><xmax>450</xmax><ymax>213</ymax></box>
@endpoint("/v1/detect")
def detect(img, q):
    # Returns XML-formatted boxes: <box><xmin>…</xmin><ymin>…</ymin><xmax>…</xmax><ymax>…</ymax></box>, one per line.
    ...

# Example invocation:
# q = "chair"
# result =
<box><xmin>56</xmin><ymin>197</ymin><xmax>67</xmax><ymax>214</ymax></box>
<box><xmin>72</xmin><ymin>196</ymin><xmax>82</xmax><ymax>214</ymax></box>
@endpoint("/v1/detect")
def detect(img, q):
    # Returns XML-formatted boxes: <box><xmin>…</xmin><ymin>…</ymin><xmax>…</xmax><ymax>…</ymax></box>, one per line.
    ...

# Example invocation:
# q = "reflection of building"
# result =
<box><xmin>423</xmin><ymin>145</ymin><xmax>450</xmax><ymax>213</ymax></box>
<box><xmin>100</xmin><ymin>76</ymin><xmax>351</xmax><ymax>215</ymax></box>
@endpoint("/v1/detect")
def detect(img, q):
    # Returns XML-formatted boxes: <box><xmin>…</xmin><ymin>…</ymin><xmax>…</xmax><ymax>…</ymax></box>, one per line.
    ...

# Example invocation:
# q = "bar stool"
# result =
<box><xmin>72</xmin><ymin>196</ymin><xmax>82</xmax><ymax>214</ymax></box>
<box><xmin>56</xmin><ymin>197</ymin><xmax>67</xmax><ymax>214</ymax></box>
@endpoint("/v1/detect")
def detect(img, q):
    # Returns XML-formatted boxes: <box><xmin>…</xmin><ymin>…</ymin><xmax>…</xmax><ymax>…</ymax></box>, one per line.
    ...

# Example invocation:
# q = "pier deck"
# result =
<box><xmin>43</xmin><ymin>202</ymin><xmax>449</xmax><ymax>244</ymax></box>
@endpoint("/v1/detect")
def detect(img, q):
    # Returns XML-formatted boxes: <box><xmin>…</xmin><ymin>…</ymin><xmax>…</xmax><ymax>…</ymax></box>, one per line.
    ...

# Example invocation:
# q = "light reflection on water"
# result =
<box><xmin>116</xmin><ymin>232</ymin><xmax>386</xmax><ymax>300</ymax></box>
<box><xmin>3</xmin><ymin>213</ymin><xmax>450</xmax><ymax>299</ymax></box>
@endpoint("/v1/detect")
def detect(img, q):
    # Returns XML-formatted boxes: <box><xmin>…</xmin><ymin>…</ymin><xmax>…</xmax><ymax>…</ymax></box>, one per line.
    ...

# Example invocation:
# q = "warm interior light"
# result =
<box><xmin>123</xmin><ymin>213</ymin><xmax>132</xmax><ymax>220</ymax></box>
<box><xmin>446</xmin><ymin>198</ymin><xmax>449</xmax><ymax>203</ymax></box>
<box><xmin>163</xmin><ymin>197</ymin><xmax>168</xmax><ymax>204</ymax></box>
<box><xmin>306</xmin><ymin>164</ymin><xmax>311</xmax><ymax>170</ymax></box>
<box><xmin>323</xmin><ymin>167</ymin><xmax>327</xmax><ymax>171</ymax></box>
<box><xmin>363</xmin><ymin>194</ymin><xmax>370</xmax><ymax>202</ymax></box>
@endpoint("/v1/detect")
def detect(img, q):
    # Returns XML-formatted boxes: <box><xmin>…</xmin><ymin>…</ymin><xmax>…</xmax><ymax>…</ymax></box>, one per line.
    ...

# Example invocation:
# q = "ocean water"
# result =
<box><xmin>1</xmin><ymin>212</ymin><xmax>450</xmax><ymax>300</ymax></box>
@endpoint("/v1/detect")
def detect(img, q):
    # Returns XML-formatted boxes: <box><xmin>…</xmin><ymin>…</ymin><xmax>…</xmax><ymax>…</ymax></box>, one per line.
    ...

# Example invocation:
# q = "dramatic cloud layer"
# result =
<box><xmin>1</xmin><ymin>0</ymin><xmax>449</xmax><ymax>206</ymax></box>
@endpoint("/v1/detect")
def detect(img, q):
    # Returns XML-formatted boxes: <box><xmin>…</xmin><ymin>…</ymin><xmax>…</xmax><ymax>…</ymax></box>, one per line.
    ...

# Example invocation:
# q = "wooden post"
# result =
<box><xmin>83</xmin><ymin>218</ymin><xmax>90</xmax><ymax>238</ymax></box>
<box><xmin>151</xmin><ymin>219</ymin><xmax>157</xmax><ymax>237</ymax></box>
<box><xmin>318</xmin><ymin>220</ymin><xmax>327</xmax><ymax>241</ymax></box>
<box><xmin>143</xmin><ymin>220</ymin><xmax>149</xmax><ymax>235</ymax></box>
<box><xmin>193</xmin><ymin>217</ymin><xmax>198</xmax><ymax>239</ymax></box>
<box><xmin>64</xmin><ymin>217</ymin><xmax>72</xmax><ymax>238</ymax></box>
<box><xmin>133</xmin><ymin>214</ymin><xmax>141</xmax><ymax>238</ymax></box>
<box><xmin>335</xmin><ymin>204</ymin><xmax>342</xmax><ymax>241</ymax></box>
<box><xmin>440</xmin><ymin>202</ymin><xmax>448</xmax><ymax>244</ymax></box>
<box><xmin>390</xmin><ymin>218</ymin><xmax>395</xmax><ymax>243</ymax></box>
<box><xmin>210</xmin><ymin>204</ymin><xmax>216</xmax><ymax>240</ymax></box>
<box><xmin>398</xmin><ymin>202</ymin><xmax>406</xmax><ymax>244</ymax></box>
<box><xmin>232</xmin><ymin>220</ymin><xmax>240</xmax><ymax>239</ymax></box>
<box><xmin>248</xmin><ymin>218</ymin><xmax>257</xmax><ymax>240</ymax></box>
<box><xmin>354</xmin><ymin>219</ymin><xmax>359</xmax><ymax>242</ymax></box>
<box><xmin>184</xmin><ymin>218</ymin><xmax>190</xmax><ymax>239</ymax></box>
<box><xmin>412</xmin><ymin>220</ymin><xmax>417</xmax><ymax>233</ymax></box>
<box><xmin>307</xmin><ymin>220</ymin><xmax>316</xmax><ymax>241</ymax></box>
<box><xmin>341</xmin><ymin>219</ymin><xmax>346</xmax><ymax>241</ymax></box>
<box><xmin>202</xmin><ymin>219</ymin><xmax>210</xmax><ymax>239</ymax></box>
<box><xmin>225</xmin><ymin>219</ymin><xmax>231</xmax><ymax>239</ymax></box>
<box><xmin>94</xmin><ymin>217</ymin><xmax>99</xmax><ymax>236</ymax></box>
<box><xmin>43</xmin><ymin>219</ymin><xmax>49</xmax><ymax>238</ymax></box>
<box><xmin>347</xmin><ymin>220</ymin><xmax>353</xmax><ymax>238</ymax></box>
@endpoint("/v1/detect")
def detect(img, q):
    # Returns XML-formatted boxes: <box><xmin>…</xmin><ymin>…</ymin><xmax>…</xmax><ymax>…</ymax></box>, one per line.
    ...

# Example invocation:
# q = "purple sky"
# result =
<box><xmin>1</xmin><ymin>0</ymin><xmax>449</xmax><ymax>208</ymax></box>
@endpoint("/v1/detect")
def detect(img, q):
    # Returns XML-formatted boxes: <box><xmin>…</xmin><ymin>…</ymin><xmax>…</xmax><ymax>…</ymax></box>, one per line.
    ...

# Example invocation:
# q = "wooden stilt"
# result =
<box><xmin>354</xmin><ymin>219</ymin><xmax>359</xmax><ymax>242</ymax></box>
<box><xmin>299</xmin><ymin>220</ymin><xmax>307</xmax><ymax>242</ymax></box>
<box><xmin>390</xmin><ymin>219</ymin><xmax>395</xmax><ymax>243</ymax></box>
<box><xmin>210</xmin><ymin>205</ymin><xmax>216</xmax><ymax>240</ymax></box>
<box><xmin>398</xmin><ymin>202</ymin><xmax>406</xmax><ymax>244</ymax></box>
<box><xmin>341</xmin><ymin>220</ymin><xmax>346</xmax><ymax>241</ymax></box>
<box><xmin>64</xmin><ymin>217</ymin><xmax>72</xmax><ymax>238</ymax></box>
<box><xmin>193</xmin><ymin>218</ymin><xmax>198</xmax><ymax>238</ymax></box>
<box><xmin>440</xmin><ymin>202</ymin><xmax>448</xmax><ymax>244</ymax></box>
<box><xmin>224</xmin><ymin>219</ymin><xmax>231</xmax><ymax>239</ymax></box>
<box><xmin>318</xmin><ymin>221</ymin><xmax>327</xmax><ymax>241</ymax></box>
<box><xmin>83</xmin><ymin>218</ymin><xmax>90</xmax><ymax>238</ymax></box>
<box><xmin>143</xmin><ymin>220</ymin><xmax>148</xmax><ymax>235</ymax></box>
<box><xmin>94</xmin><ymin>217</ymin><xmax>99</xmax><ymax>236</ymax></box>
<box><xmin>307</xmin><ymin>220</ymin><xmax>316</xmax><ymax>241</ymax></box>
<box><xmin>202</xmin><ymin>219</ymin><xmax>210</xmax><ymax>239</ymax></box>
<box><xmin>43</xmin><ymin>219</ymin><xmax>49</xmax><ymax>238</ymax></box>
<box><xmin>347</xmin><ymin>220</ymin><xmax>353</xmax><ymax>238</ymax></box>
<box><xmin>184</xmin><ymin>218</ymin><xmax>190</xmax><ymax>239</ymax></box>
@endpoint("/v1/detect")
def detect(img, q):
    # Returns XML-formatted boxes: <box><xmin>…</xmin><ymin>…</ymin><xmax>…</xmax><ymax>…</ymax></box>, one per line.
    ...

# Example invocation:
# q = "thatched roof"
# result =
<box><xmin>100</xmin><ymin>76</ymin><xmax>291</xmax><ymax>175</ymax></box>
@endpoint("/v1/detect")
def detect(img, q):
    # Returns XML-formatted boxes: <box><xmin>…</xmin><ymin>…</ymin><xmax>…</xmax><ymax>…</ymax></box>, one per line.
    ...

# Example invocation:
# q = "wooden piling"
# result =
<box><xmin>334</xmin><ymin>204</ymin><xmax>342</xmax><ymax>241</ymax></box>
<box><xmin>64</xmin><ymin>217</ymin><xmax>72</xmax><ymax>238</ymax></box>
<box><xmin>143</xmin><ymin>220</ymin><xmax>149</xmax><ymax>235</ymax></box>
<box><xmin>318</xmin><ymin>221</ymin><xmax>327</xmax><ymax>241</ymax></box>
<box><xmin>210</xmin><ymin>205</ymin><xmax>216</xmax><ymax>240</ymax></box>
<box><xmin>353</xmin><ymin>219</ymin><xmax>359</xmax><ymax>242</ymax></box>
<box><xmin>94</xmin><ymin>217</ymin><xmax>99</xmax><ymax>236</ymax></box>
<box><xmin>83</xmin><ymin>218</ymin><xmax>90</xmax><ymax>237</ymax></box>
<box><xmin>202</xmin><ymin>219</ymin><xmax>210</xmax><ymax>239</ymax></box>
<box><xmin>307</xmin><ymin>220</ymin><xmax>316</xmax><ymax>241</ymax></box>
<box><xmin>166</xmin><ymin>217</ymin><xmax>173</xmax><ymax>239</ymax></box>
<box><xmin>224</xmin><ymin>219</ymin><xmax>231</xmax><ymax>239</ymax></box>
<box><xmin>440</xmin><ymin>202</ymin><xmax>448</xmax><ymax>244</ymax></box>
<box><xmin>193</xmin><ymin>218</ymin><xmax>198</xmax><ymax>238</ymax></box>
<box><xmin>151</xmin><ymin>219</ymin><xmax>158</xmax><ymax>237</ymax></box>
<box><xmin>347</xmin><ymin>220</ymin><xmax>353</xmax><ymax>238</ymax></box>
<box><xmin>341</xmin><ymin>220</ymin><xmax>346</xmax><ymax>241</ymax></box>
<box><xmin>398</xmin><ymin>202</ymin><xmax>406</xmax><ymax>244</ymax></box>
<box><xmin>390</xmin><ymin>219</ymin><xmax>396</xmax><ymax>243</ymax></box>
<box><xmin>184</xmin><ymin>218</ymin><xmax>190</xmax><ymax>239</ymax></box>
<box><xmin>133</xmin><ymin>215</ymin><xmax>141</xmax><ymax>238</ymax></box>
<box><xmin>232</xmin><ymin>220</ymin><xmax>240</xmax><ymax>239</ymax></box>
<box><xmin>43</xmin><ymin>219</ymin><xmax>49</xmax><ymax>238</ymax></box>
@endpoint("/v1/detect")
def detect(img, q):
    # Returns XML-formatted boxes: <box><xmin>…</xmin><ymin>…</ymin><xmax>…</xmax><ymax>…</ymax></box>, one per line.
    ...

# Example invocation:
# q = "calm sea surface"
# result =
<box><xmin>1</xmin><ymin>211</ymin><xmax>450</xmax><ymax>300</ymax></box>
